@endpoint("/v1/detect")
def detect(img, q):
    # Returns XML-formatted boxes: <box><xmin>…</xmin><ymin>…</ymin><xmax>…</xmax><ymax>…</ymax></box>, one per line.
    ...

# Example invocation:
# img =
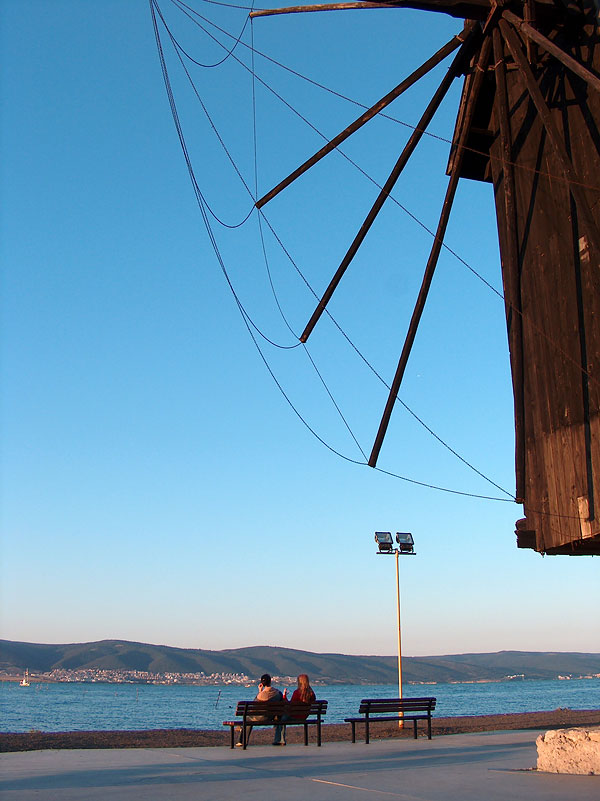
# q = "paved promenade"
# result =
<box><xmin>1</xmin><ymin>730</ymin><xmax>596</xmax><ymax>800</ymax></box>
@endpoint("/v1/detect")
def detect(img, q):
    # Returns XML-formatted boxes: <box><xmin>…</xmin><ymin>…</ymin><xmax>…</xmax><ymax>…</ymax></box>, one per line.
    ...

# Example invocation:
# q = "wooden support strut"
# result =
<box><xmin>250</xmin><ymin>0</ymin><xmax>494</xmax><ymax>21</ymax></box>
<box><xmin>492</xmin><ymin>26</ymin><xmax>526</xmax><ymax>501</ymax></box>
<box><xmin>299</xmin><ymin>27</ymin><xmax>478</xmax><ymax>343</ymax></box>
<box><xmin>255</xmin><ymin>25</ymin><xmax>475</xmax><ymax>210</ymax></box>
<box><xmin>250</xmin><ymin>2</ymin><xmax>401</xmax><ymax>18</ymax></box>
<box><xmin>499</xmin><ymin>18</ymin><xmax>600</xmax><ymax>276</ymax></box>
<box><xmin>369</xmin><ymin>33</ymin><xmax>494</xmax><ymax>467</ymax></box>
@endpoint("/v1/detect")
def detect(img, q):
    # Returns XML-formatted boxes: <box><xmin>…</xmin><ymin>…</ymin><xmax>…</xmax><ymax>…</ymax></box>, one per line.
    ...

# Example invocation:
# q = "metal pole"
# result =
<box><xmin>396</xmin><ymin>550</ymin><xmax>404</xmax><ymax>728</ymax></box>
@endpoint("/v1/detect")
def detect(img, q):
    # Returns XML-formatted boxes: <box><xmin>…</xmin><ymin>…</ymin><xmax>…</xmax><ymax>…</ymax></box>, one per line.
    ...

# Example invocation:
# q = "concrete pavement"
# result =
<box><xmin>1</xmin><ymin>730</ymin><xmax>597</xmax><ymax>800</ymax></box>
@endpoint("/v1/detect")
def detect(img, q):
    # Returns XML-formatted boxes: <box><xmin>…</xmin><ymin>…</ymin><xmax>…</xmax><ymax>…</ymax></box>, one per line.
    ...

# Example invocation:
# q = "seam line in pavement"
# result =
<box><xmin>310</xmin><ymin>778</ymin><xmax>422</xmax><ymax>798</ymax></box>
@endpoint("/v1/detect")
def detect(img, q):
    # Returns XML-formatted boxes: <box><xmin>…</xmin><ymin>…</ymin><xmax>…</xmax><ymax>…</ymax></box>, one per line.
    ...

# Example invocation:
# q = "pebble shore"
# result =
<box><xmin>2</xmin><ymin>709</ymin><xmax>599</xmax><ymax>752</ymax></box>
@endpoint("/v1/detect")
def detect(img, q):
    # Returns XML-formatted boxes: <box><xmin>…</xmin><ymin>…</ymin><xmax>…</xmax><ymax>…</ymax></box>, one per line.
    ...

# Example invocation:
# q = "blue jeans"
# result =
<box><xmin>273</xmin><ymin>715</ymin><xmax>289</xmax><ymax>744</ymax></box>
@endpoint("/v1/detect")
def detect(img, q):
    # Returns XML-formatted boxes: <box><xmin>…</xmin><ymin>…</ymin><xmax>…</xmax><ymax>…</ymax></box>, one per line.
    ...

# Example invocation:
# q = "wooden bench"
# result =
<box><xmin>345</xmin><ymin>697</ymin><xmax>436</xmax><ymax>743</ymax></box>
<box><xmin>223</xmin><ymin>700</ymin><xmax>328</xmax><ymax>749</ymax></box>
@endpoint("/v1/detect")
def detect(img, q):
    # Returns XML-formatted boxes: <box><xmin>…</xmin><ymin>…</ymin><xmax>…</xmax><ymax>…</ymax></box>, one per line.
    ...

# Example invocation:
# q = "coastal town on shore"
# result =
<box><xmin>1</xmin><ymin>668</ymin><xmax>258</xmax><ymax>686</ymax></box>
<box><xmin>3</xmin><ymin>667</ymin><xmax>600</xmax><ymax>687</ymax></box>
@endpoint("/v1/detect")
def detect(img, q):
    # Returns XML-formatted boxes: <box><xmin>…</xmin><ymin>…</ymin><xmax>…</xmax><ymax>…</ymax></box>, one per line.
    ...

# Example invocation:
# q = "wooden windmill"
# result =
<box><xmin>252</xmin><ymin>0</ymin><xmax>600</xmax><ymax>555</ymax></box>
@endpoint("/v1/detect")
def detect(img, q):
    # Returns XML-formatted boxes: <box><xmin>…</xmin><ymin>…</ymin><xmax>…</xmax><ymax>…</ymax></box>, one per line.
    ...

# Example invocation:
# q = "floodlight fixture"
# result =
<box><xmin>374</xmin><ymin>531</ymin><xmax>394</xmax><ymax>553</ymax></box>
<box><xmin>372</xmin><ymin>530</ymin><xmax>416</xmax><ymax>723</ymax></box>
<box><xmin>395</xmin><ymin>532</ymin><xmax>415</xmax><ymax>554</ymax></box>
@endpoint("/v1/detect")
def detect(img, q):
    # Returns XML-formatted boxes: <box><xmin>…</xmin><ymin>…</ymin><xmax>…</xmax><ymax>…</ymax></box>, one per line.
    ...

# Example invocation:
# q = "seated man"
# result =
<box><xmin>236</xmin><ymin>673</ymin><xmax>283</xmax><ymax>746</ymax></box>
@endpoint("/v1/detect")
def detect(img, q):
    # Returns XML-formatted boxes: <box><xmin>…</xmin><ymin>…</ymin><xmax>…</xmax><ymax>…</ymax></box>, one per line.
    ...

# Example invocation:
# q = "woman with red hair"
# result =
<box><xmin>273</xmin><ymin>674</ymin><xmax>316</xmax><ymax>745</ymax></box>
<box><xmin>290</xmin><ymin>674</ymin><xmax>316</xmax><ymax>705</ymax></box>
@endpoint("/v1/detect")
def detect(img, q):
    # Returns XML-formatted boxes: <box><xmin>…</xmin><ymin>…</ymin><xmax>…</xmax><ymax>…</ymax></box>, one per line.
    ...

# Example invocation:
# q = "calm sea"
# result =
<box><xmin>1</xmin><ymin>679</ymin><xmax>598</xmax><ymax>733</ymax></box>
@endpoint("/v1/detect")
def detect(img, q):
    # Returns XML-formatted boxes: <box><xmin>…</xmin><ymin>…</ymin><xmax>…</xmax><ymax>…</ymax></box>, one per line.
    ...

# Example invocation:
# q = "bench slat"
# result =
<box><xmin>234</xmin><ymin>701</ymin><xmax>326</xmax><ymax>715</ymax></box>
<box><xmin>359</xmin><ymin>704</ymin><xmax>435</xmax><ymax>710</ymax></box>
<box><xmin>345</xmin><ymin>714</ymin><xmax>430</xmax><ymax>720</ymax></box>
<box><xmin>358</xmin><ymin>699</ymin><xmax>435</xmax><ymax>713</ymax></box>
<box><xmin>361</xmin><ymin>697</ymin><xmax>435</xmax><ymax>703</ymax></box>
<box><xmin>233</xmin><ymin>701</ymin><xmax>327</xmax><ymax>707</ymax></box>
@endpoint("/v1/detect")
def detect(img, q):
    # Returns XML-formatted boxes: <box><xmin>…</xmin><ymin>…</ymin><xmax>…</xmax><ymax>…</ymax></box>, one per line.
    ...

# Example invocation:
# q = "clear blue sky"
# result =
<box><xmin>1</xmin><ymin>0</ymin><xmax>598</xmax><ymax>658</ymax></box>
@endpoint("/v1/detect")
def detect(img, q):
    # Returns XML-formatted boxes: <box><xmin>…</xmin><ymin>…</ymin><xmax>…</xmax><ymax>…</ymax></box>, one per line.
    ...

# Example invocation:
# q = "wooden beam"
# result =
<box><xmin>369</xmin><ymin>34</ymin><xmax>493</xmax><ymax>466</ymax></box>
<box><xmin>502</xmin><ymin>9</ymin><xmax>600</xmax><ymax>96</ymax></box>
<box><xmin>492</xmin><ymin>26</ymin><xmax>526</xmax><ymax>502</ymax></box>
<box><xmin>299</xmin><ymin>30</ymin><xmax>477</xmax><ymax>343</ymax></box>
<box><xmin>499</xmin><ymin>18</ymin><xmax>600</xmax><ymax>279</ymax></box>
<box><xmin>256</xmin><ymin>25</ymin><xmax>475</xmax><ymax>209</ymax></box>
<box><xmin>250</xmin><ymin>0</ymin><xmax>493</xmax><ymax>21</ymax></box>
<box><xmin>251</xmin><ymin>2</ymin><xmax>399</xmax><ymax>18</ymax></box>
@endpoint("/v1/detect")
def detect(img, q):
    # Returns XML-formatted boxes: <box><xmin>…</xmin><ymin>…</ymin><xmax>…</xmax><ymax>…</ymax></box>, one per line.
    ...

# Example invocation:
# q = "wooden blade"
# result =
<box><xmin>368</xmin><ymin>34</ymin><xmax>493</xmax><ymax>467</ymax></box>
<box><xmin>300</xmin><ymin>30</ymin><xmax>476</xmax><ymax>343</ymax></box>
<box><xmin>251</xmin><ymin>2</ymin><xmax>399</xmax><ymax>18</ymax></box>
<box><xmin>256</xmin><ymin>24</ymin><xmax>476</xmax><ymax>209</ymax></box>
<box><xmin>251</xmin><ymin>0</ymin><xmax>494</xmax><ymax>21</ymax></box>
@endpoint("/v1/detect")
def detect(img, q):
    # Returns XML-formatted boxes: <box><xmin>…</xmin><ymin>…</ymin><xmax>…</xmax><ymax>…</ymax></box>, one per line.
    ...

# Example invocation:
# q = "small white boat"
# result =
<box><xmin>20</xmin><ymin>669</ymin><xmax>30</xmax><ymax>687</ymax></box>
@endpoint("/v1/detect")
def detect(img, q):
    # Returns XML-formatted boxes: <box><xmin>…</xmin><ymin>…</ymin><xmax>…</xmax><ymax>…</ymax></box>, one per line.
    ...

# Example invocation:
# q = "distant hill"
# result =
<box><xmin>1</xmin><ymin>640</ymin><xmax>599</xmax><ymax>684</ymax></box>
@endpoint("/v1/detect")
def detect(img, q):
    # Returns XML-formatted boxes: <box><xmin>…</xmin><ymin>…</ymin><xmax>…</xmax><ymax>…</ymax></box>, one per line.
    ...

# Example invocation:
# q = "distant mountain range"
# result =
<box><xmin>1</xmin><ymin>640</ymin><xmax>599</xmax><ymax>684</ymax></box>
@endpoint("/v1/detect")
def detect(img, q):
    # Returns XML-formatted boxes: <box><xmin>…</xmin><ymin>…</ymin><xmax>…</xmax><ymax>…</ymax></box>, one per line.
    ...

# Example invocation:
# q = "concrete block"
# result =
<box><xmin>536</xmin><ymin>727</ymin><xmax>600</xmax><ymax>775</ymax></box>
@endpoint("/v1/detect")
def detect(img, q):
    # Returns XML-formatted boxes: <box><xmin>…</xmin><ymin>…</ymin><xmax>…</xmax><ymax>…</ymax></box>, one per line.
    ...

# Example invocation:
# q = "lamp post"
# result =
<box><xmin>374</xmin><ymin>531</ymin><xmax>415</xmax><ymax>727</ymax></box>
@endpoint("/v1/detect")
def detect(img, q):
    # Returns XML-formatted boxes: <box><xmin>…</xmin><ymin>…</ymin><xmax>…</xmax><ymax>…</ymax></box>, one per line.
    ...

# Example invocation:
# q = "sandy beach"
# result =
<box><xmin>2</xmin><ymin>708</ymin><xmax>599</xmax><ymax>752</ymax></box>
